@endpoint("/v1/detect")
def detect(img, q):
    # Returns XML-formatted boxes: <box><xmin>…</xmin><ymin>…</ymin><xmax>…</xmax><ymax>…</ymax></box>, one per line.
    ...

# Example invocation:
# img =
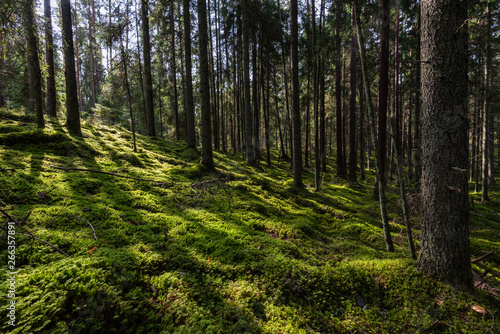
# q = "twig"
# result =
<box><xmin>1</xmin><ymin>208</ymin><xmax>69</xmax><ymax>257</ymax></box>
<box><xmin>471</xmin><ymin>251</ymin><xmax>495</xmax><ymax>263</ymax></box>
<box><xmin>69</xmin><ymin>215</ymin><xmax>97</xmax><ymax>240</ymax></box>
<box><xmin>18</xmin><ymin>233</ymin><xmax>69</xmax><ymax>257</ymax></box>
<box><xmin>47</xmin><ymin>165</ymin><xmax>157</xmax><ymax>182</ymax></box>
<box><xmin>0</xmin><ymin>168</ymin><xmax>15</xmax><ymax>172</ymax></box>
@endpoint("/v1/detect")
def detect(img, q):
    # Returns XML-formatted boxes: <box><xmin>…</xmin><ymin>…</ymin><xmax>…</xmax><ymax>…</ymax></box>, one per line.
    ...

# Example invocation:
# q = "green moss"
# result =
<box><xmin>0</xmin><ymin>115</ymin><xmax>499</xmax><ymax>334</ymax></box>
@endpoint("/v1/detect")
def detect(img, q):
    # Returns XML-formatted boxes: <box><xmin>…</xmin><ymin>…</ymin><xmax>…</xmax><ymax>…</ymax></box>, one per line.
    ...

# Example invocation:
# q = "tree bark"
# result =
<box><xmin>377</xmin><ymin>0</ymin><xmax>390</xmax><ymax>190</ymax></box>
<box><xmin>419</xmin><ymin>0</ymin><xmax>472</xmax><ymax>290</ymax></box>
<box><xmin>290</xmin><ymin>0</ymin><xmax>303</xmax><ymax>188</ymax></box>
<box><xmin>44</xmin><ymin>0</ymin><xmax>57</xmax><ymax>117</ymax></box>
<box><xmin>62</xmin><ymin>0</ymin><xmax>82</xmax><ymax>136</ymax></box>
<box><xmin>348</xmin><ymin>7</ymin><xmax>357</xmax><ymax>184</ymax></box>
<box><xmin>335</xmin><ymin>1</ymin><xmax>346</xmax><ymax>176</ymax></box>
<box><xmin>25</xmin><ymin>0</ymin><xmax>44</xmax><ymax>128</ymax></box>
<box><xmin>142</xmin><ymin>0</ymin><xmax>155</xmax><ymax>136</ymax></box>
<box><xmin>242</xmin><ymin>0</ymin><xmax>255</xmax><ymax>164</ymax></box>
<box><xmin>198</xmin><ymin>0</ymin><xmax>214</xmax><ymax>170</ymax></box>
<box><xmin>183</xmin><ymin>0</ymin><xmax>196</xmax><ymax>147</ymax></box>
<box><xmin>354</xmin><ymin>1</ymin><xmax>394</xmax><ymax>253</ymax></box>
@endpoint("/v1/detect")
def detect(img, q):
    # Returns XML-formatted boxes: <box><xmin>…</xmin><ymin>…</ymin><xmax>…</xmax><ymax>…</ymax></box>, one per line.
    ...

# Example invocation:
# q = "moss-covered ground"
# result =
<box><xmin>1</xmin><ymin>108</ymin><xmax>499</xmax><ymax>333</ymax></box>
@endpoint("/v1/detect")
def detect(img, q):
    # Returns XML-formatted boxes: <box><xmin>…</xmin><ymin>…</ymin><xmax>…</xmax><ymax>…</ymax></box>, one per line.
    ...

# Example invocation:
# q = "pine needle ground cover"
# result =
<box><xmin>0</xmin><ymin>109</ymin><xmax>499</xmax><ymax>333</ymax></box>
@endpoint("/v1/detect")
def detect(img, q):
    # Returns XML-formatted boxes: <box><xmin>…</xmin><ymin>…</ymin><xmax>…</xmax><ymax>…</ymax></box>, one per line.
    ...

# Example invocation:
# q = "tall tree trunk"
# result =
<box><xmin>88</xmin><ymin>2</ymin><xmax>95</xmax><ymax>109</ymax></box>
<box><xmin>419</xmin><ymin>0</ymin><xmax>471</xmax><ymax>290</ymax></box>
<box><xmin>242</xmin><ymin>0</ymin><xmax>255</xmax><ymax>164</ymax></box>
<box><xmin>44</xmin><ymin>0</ymin><xmax>57</xmax><ymax>117</ymax></box>
<box><xmin>183</xmin><ymin>0</ymin><xmax>196</xmax><ymax>147</ymax></box>
<box><xmin>413</xmin><ymin>3</ymin><xmax>422</xmax><ymax>185</ymax></box>
<box><xmin>359</xmin><ymin>71</ymin><xmax>366</xmax><ymax>180</ymax></box>
<box><xmin>170</xmin><ymin>0</ymin><xmax>180</xmax><ymax>140</ymax></box>
<box><xmin>312</xmin><ymin>0</ymin><xmax>321</xmax><ymax>189</ymax></box>
<box><xmin>142</xmin><ymin>0</ymin><xmax>155</xmax><ymax>136</ymax></box>
<box><xmin>335</xmin><ymin>1</ymin><xmax>346</xmax><ymax>176</ymax></box>
<box><xmin>348</xmin><ymin>7</ymin><xmax>357</xmax><ymax>184</ymax></box>
<box><xmin>26</xmin><ymin>0</ymin><xmax>44</xmax><ymax>128</ymax></box>
<box><xmin>377</xmin><ymin>0</ymin><xmax>390</xmax><ymax>192</ymax></box>
<box><xmin>62</xmin><ymin>0</ymin><xmax>82</xmax><ymax>136</ymax></box>
<box><xmin>74</xmin><ymin>4</ymin><xmax>83</xmax><ymax>113</ymax></box>
<box><xmin>354</xmin><ymin>2</ymin><xmax>394</xmax><ymax>253</ymax></box>
<box><xmin>277</xmin><ymin>0</ymin><xmax>292</xmax><ymax>162</ymax></box>
<box><xmin>393</xmin><ymin>0</ymin><xmax>401</xmax><ymax>184</ymax></box>
<box><xmin>485</xmin><ymin>3</ymin><xmax>495</xmax><ymax>186</ymax></box>
<box><xmin>198</xmin><ymin>0</ymin><xmax>214</xmax><ymax>170</ymax></box>
<box><xmin>290</xmin><ymin>0</ymin><xmax>302</xmax><ymax>187</ymax></box>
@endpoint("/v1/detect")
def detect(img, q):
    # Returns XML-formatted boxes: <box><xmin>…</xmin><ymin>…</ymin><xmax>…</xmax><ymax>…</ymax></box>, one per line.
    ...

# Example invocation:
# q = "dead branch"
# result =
<box><xmin>69</xmin><ymin>215</ymin><xmax>97</xmax><ymax>240</ymax></box>
<box><xmin>471</xmin><ymin>251</ymin><xmax>495</xmax><ymax>263</ymax></box>
<box><xmin>177</xmin><ymin>175</ymin><xmax>233</xmax><ymax>210</ymax></box>
<box><xmin>18</xmin><ymin>233</ymin><xmax>70</xmax><ymax>257</ymax></box>
<box><xmin>0</xmin><ymin>208</ymin><xmax>70</xmax><ymax>257</ymax></box>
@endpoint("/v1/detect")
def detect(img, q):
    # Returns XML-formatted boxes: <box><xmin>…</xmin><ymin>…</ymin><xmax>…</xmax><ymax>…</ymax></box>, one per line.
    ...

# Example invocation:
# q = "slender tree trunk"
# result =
<box><xmin>142</xmin><ymin>0</ymin><xmax>155</xmax><ymax>136</ymax></box>
<box><xmin>377</xmin><ymin>0</ymin><xmax>390</xmax><ymax>192</ymax></box>
<box><xmin>62</xmin><ymin>0</ymin><xmax>81</xmax><ymax>136</ymax></box>
<box><xmin>44</xmin><ymin>0</ymin><xmax>57</xmax><ymax>117</ymax></box>
<box><xmin>485</xmin><ymin>4</ymin><xmax>495</xmax><ymax>186</ymax></box>
<box><xmin>26</xmin><ymin>0</ymin><xmax>44</xmax><ymax>128</ymax></box>
<box><xmin>359</xmin><ymin>72</ymin><xmax>366</xmax><ymax>180</ymax></box>
<box><xmin>121</xmin><ymin>40</ymin><xmax>136</xmax><ymax>152</ymax></box>
<box><xmin>242</xmin><ymin>0</ymin><xmax>255</xmax><ymax>164</ymax></box>
<box><xmin>277</xmin><ymin>0</ymin><xmax>292</xmax><ymax>162</ymax></box>
<box><xmin>198</xmin><ymin>0</ymin><xmax>214</xmax><ymax>170</ymax></box>
<box><xmin>419</xmin><ymin>0</ymin><xmax>472</xmax><ymax>290</ymax></box>
<box><xmin>88</xmin><ymin>3</ymin><xmax>95</xmax><ymax>109</ymax></box>
<box><xmin>74</xmin><ymin>4</ymin><xmax>83</xmax><ymax>114</ymax></box>
<box><xmin>335</xmin><ymin>1</ymin><xmax>346</xmax><ymax>176</ymax></box>
<box><xmin>354</xmin><ymin>2</ymin><xmax>394</xmax><ymax>253</ymax></box>
<box><xmin>135</xmin><ymin>1</ymin><xmax>147</xmax><ymax>132</ymax></box>
<box><xmin>348</xmin><ymin>7</ymin><xmax>357</xmax><ymax>184</ymax></box>
<box><xmin>290</xmin><ymin>0</ymin><xmax>302</xmax><ymax>187</ymax></box>
<box><xmin>413</xmin><ymin>3</ymin><xmax>422</xmax><ymax>185</ymax></box>
<box><xmin>313</xmin><ymin>0</ymin><xmax>321</xmax><ymax>189</ymax></box>
<box><xmin>183</xmin><ymin>0</ymin><xmax>196</xmax><ymax>146</ymax></box>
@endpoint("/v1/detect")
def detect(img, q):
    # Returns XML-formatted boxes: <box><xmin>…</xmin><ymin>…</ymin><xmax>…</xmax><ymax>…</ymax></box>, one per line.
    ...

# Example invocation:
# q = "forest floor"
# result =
<box><xmin>0</xmin><ymin>108</ymin><xmax>499</xmax><ymax>333</ymax></box>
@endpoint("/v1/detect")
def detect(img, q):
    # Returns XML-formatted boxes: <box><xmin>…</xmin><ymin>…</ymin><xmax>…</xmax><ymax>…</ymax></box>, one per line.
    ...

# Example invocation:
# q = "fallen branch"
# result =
<box><xmin>0</xmin><ymin>208</ymin><xmax>69</xmax><ymax>257</ymax></box>
<box><xmin>472</xmin><ymin>251</ymin><xmax>495</xmax><ymax>263</ymax></box>
<box><xmin>69</xmin><ymin>215</ymin><xmax>97</xmax><ymax>240</ymax></box>
<box><xmin>47</xmin><ymin>165</ymin><xmax>157</xmax><ymax>182</ymax></box>
<box><xmin>19</xmin><ymin>233</ymin><xmax>69</xmax><ymax>257</ymax></box>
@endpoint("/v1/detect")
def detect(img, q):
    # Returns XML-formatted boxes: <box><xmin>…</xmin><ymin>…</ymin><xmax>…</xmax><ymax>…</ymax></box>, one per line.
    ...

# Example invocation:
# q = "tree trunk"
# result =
<box><xmin>290</xmin><ymin>0</ymin><xmax>302</xmax><ymax>188</ymax></box>
<box><xmin>242</xmin><ymin>0</ymin><xmax>255</xmax><ymax>164</ymax></box>
<box><xmin>348</xmin><ymin>7</ymin><xmax>357</xmax><ymax>184</ymax></box>
<box><xmin>183</xmin><ymin>0</ymin><xmax>196</xmax><ymax>147</ymax></box>
<box><xmin>198</xmin><ymin>0</ymin><xmax>214</xmax><ymax>170</ymax></box>
<box><xmin>413</xmin><ymin>3</ymin><xmax>422</xmax><ymax>185</ymax></box>
<box><xmin>377</xmin><ymin>0</ymin><xmax>390</xmax><ymax>192</ymax></box>
<box><xmin>62</xmin><ymin>0</ymin><xmax>82</xmax><ymax>136</ymax></box>
<box><xmin>354</xmin><ymin>2</ymin><xmax>394</xmax><ymax>253</ymax></box>
<box><xmin>170</xmin><ymin>0</ymin><xmax>180</xmax><ymax>140</ymax></box>
<box><xmin>335</xmin><ymin>1</ymin><xmax>346</xmax><ymax>176</ymax></box>
<box><xmin>44</xmin><ymin>0</ymin><xmax>57</xmax><ymax>117</ymax></box>
<box><xmin>74</xmin><ymin>4</ymin><xmax>83</xmax><ymax>113</ymax></box>
<box><xmin>419</xmin><ymin>0</ymin><xmax>472</xmax><ymax>290</ymax></box>
<box><xmin>142</xmin><ymin>0</ymin><xmax>155</xmax><ymax>136</ymax></box>
<box><xmin>25</xmin><ymin>0</ymin><xmax>44</xmax><ymax>128</ymax></box>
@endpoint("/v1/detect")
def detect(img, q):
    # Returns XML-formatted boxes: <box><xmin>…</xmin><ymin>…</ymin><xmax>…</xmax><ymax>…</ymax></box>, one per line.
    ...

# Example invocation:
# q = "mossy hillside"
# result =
<box><xmin>0</xmin><ymin>109</ymin><xmax>499</xmax><ymax>333</ymax></box>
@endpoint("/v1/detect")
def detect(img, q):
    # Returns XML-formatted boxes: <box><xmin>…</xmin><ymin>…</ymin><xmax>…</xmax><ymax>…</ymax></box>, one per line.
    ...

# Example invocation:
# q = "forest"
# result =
<box><xmin>0</xmin><ymin>0</ymin><xmax>499</xmax><ymax>332</ymax></box>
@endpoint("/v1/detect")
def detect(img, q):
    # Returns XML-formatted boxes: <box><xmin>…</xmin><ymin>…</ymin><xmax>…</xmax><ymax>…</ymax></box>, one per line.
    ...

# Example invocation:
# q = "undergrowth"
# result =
<box><xmin>0</xmin><ymin>108</ymin><xmax>499</xmax><ymax>333</ymax></box>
